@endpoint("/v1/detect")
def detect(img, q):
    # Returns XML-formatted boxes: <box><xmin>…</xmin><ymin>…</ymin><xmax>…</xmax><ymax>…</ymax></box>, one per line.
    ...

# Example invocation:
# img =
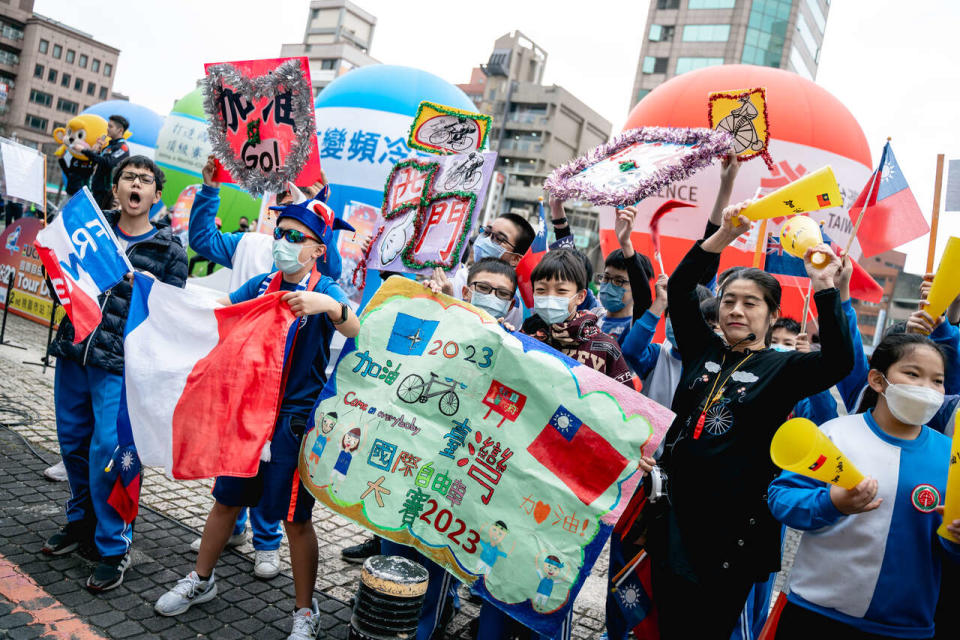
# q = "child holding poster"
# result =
<box><xmin>768</xmin><ymin>333</ymin><xmax>960</xmax><ymax>639</ymax></box>
<box><xmin>154</xmin><ymin>197</ymin><xmax>359</xmax><ymax>640</ymax></box>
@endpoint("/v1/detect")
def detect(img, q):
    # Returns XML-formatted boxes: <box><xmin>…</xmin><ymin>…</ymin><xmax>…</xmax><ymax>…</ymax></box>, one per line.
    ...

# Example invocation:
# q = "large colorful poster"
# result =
<box><xmin>0</xmin><ymin>217</ymin><xmax>64</xmax><ymax>326</ymax></box>
<box><xmin>337</xmin><ymin>200</ymin><xmax>382</xmax><ymax>304</ymax></box>
<box><xmin>299</xmin><ymin>278</ymin><xmax>673</xmax><ymax>636</ymax></box>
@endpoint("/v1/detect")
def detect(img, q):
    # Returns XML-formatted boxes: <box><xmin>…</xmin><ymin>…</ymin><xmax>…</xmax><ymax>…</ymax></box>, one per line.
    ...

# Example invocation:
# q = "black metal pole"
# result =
<box><xmin>0</xmin><ymin>271</ymin><xmax>26</xmax><ymax>350</ymax></box>
<box><xmin>40</xmin><ymin>298</ymin><xmax>57</xmax><ymax>373</ymax></box>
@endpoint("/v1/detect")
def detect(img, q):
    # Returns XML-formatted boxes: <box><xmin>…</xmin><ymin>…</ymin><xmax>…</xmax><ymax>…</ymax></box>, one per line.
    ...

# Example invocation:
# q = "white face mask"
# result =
<box><xmin>470</xmin><ymin>290</ymin><xmax>510</xmax><ymax>319</ymax></box>
<box><xmin>881</xmin><ymin>375</ymin><xmax>943</xmax><ymax>426</ymax></box>
<box><xmin>771</xmin><ymin>343</ymin><xmax>794</xmax><ymax>352</ymax></box>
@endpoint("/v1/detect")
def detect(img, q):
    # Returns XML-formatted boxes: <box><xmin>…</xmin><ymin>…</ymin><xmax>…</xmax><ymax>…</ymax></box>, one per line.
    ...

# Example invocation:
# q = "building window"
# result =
<box><xmin>643</xmin><ymin>56</ymin><xmax>669</xmax><ymax>74</ymax></box>
<box><xmin>320</xmin><ymin>59</ymin><xmax>336</xmax><ymax>70</ymax></box>
<box><xmin>33</xmin><ymin>63</ymin><xmax>43</xmax><ymax>78</ymax></box>
<box><xmin>795</xmin><ymin>12</ymin><xmax>820</xmax><ymax>61</ymax></box>
<box><xmin>788</xmin><ymin>46</ymin><xmax>813</xmax><ymax>79</ymax></box>
<box><xmin>47</xmin><ymin>68</ymin><xmax>57</xmax><ymax>83</ymax></box>
<box><xmin>0</xmin><ymin>23</ymin><xmax>23</xmax><ymax>40</ymax></box>
<box><xmin>86</xmin><ymin>81</ymin><xmax>95</xmax><ymax>96</ymax></box>
<box><xmin>61</xmin><ymin>72</ymin><xmax>71</xmax><ymax>88</ymax></box>
<box><xmin>0</xmin><ymin>49</ymin><xmax>19</xmax><ymax>66</ymax></box>
<box><xmin>637</xmin><ymin>89</ymin><xmax>652</xmax><ymax>103</ymax></box>
<box><xmin>53</xmin><ymin>121</ymin><xmax>65</xmax><ymax>131</ymax></box>
<box><xmin>683</xmin><ymin>24</ymin><xmax>731</xmax><ymax>41</ymax></box>
<box><xmin>56</xmin><ymin>98</ymin><xmax>79</xmax><ymax>115</ymax></box>
<box><xmin>688</xmin><ymin>0</ymin><xmax>736</xmax><ymax>8</ymax></box>
<box><xmin>53</xmin><ymin>44</ymin><xmax>62</xmax><ymax>59</ymax></box>
<box><xmin>66</xmin><ymin>49</ymin><xmax>75</xmax><ymax>64</ymax></box>
<box><xmin>74</xmin><ymin>77</ymin><xmax>83</xmax><ymax>91</ymax></box>
<box><xmin>29</xmin><ymin>89</ymin><xmax>52</xmax><ymax>107</ymax></box>
<box><xmin>24</xmin><ymin>114</ymin><xmax>48</xmax><ymax>131</ymax></box>
<box><xmin>804</xmin><ymin>0</ymin><xmax>827</xmax><ymax>32</ymax></box>
<box><xmin>91</xmin><ymin>59</ymin><xmax>100</xmax><ymax>72</ymax></box>
<box><xmin>99</xmin><ymin>86</ymin><xmax>107</xmax><ymax>99</ymax></box>
<box><xmin>38</xmin><ymin>39</ymin><xmax>48</xmax><ymax>54</ymax></box>
<box><xmin>649</xmin><ymin>24</ymin><xmax>675</xmax><ymax>42</ymax></box>
<box><xmin>78</xmin><ymin>54</ymin><xmax>87</xmax><ymax>68</ymax></box>
<box><xmin>676</xmin><ymin>57</ymin><xmax>725</xmax><ymax>74</ymax></box>
<box><xmin>104</xmin><ymin>63</ymin><xmax>112</xmax><ymax>77</ymax></box>
<box><xmin>741</xmin><ymin>0</ymin><xmax>793</xmax><ymax>68</ymax></box>
<box><xmin>656</xmin><ymin>0</ymin><xmax>679</xmax><ymax>8</ymax></box>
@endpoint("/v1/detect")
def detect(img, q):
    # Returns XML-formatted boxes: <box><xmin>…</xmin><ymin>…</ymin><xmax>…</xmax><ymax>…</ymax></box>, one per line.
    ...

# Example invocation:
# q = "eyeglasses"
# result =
<box><xmin>469</xmin><ymin>281</ymin><xmax>514</xmax><ymax>301</ymax></box>
<box><xmin>479</xmin><ymin>226</ymin><xmax>515</xmax><ymax>250</ymax></box>
<box><xmin>273</xmin><ymin>227</ymin><xmax>319</xmax><ymax>244</ymax></box>
<box><xmin>118</xmin><ymin>171</ymin><xmax>156</xmax><ymax>185</ymax></box>
<box><xmin>595</xmin><ymin>273</ymin><xmax>629</xmax><ymax>288</ymax></box>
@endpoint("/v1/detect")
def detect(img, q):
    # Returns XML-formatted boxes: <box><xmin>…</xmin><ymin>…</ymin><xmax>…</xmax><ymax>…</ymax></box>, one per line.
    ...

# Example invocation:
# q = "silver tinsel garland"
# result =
<box><xmin>201</xmin><ymin>59</ymin><xmax>316</xmax><ymax>196</ymax></box>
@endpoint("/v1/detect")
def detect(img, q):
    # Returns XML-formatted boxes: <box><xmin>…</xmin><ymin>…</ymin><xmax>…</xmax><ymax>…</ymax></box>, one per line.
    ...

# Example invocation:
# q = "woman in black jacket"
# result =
<box><xmin>642</xmin><ymin>203</ymin><xmax>854</xmax><ymax>638</ymax></box>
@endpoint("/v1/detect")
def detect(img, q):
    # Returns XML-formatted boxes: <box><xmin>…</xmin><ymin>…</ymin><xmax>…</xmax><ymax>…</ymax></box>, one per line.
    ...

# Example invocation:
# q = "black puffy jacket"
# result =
<box><xmin>48</xmin><ymin>211</ymin><xmax>188</xmax><ymax>374</ymax></box>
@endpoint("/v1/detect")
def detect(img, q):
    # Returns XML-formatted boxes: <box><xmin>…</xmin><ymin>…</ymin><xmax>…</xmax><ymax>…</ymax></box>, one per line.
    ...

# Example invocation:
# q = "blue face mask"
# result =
<box><xmin>534</xmin><ymin>295</ymin><xmax>573</xmax><ymax>325</ymax></box>
<box><xmin>598</xmin><ymin>281</ymin><xmax>626</xmax><ymax>313</ymax></box>
<box><xmin>771</xmin><ymin>343</ymin><xmax>794</xmax><ymax>352</ymax></box>
<box><xmin>473</xmin><ymin>234</ymin><xmax>505</xmax><ymax>262</ymax></box>
<box><xmin>665</xmin><ymin>317</ymin><xmax>678</xmax><ymax>352</ymax></box>
<box><xmin>470</xmin><ymin>290</ymin><xmax>510</xmax><ymax>319</ymax></box>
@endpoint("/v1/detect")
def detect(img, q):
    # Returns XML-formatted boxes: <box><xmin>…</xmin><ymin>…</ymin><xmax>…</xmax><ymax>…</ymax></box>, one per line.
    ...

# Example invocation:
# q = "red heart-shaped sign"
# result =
<box><xmin>533</xmin><ymin>501</ymin><xmax>550</xmax><ymax>524</ymax></box>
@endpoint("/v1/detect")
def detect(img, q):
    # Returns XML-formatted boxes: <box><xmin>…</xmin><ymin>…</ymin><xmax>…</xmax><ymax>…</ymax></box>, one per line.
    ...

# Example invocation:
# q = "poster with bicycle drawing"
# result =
<box><xmin>367</xmin><ymin>151</ymin><xmax>497</xmax><ymax>275</ymax></box>
<box><xmin>408</xmin><ymin>101</ymin><xmax>492</xmax><ymax>155</ymax></box>
<box><xmin>298</xmin><ymin>277</ymin><xmax>673</xmax><ymax>637</ymax></box>
<box><xmin>708</xmin><ymin>87</ymin><xmax>774</xmax><ymax>170</ymax></box>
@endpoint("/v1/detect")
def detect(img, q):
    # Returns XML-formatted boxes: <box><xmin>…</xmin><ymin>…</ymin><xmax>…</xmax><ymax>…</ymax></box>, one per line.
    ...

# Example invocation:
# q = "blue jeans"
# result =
<box><xmin>233</xmin><ymin>506</ymin><xmax>282</xmax><ymax>550</ymax></box>
<box><xmin>55</xmin><ymin>358</ymin><xmax>130</xmax><ymax>557</ymax></box>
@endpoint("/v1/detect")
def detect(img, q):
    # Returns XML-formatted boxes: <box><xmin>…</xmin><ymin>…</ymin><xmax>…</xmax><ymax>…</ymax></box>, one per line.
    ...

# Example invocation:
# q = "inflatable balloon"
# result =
<box><xmin>610</xmin><ymin>64</ymin><xmax>873</xmax><ymax>324</ymax></box>
<box><xmin>314</xmin><ymin>64</ymin><xmax>476</xmax><ymax>305</ymax></box>
<box><xmin>153</xmin><ymin>88</ymin><xmax>260</xmax><ymax>229</ymax></box>
<box><xmin>779</xmin><ymin>215</ymin><xmax>827</xmax><ymax>268</ymax></box>
<box><xmin>83</xmin><ymin>100</ymin><xmax>164</xmax><ymax>158</ymax></box>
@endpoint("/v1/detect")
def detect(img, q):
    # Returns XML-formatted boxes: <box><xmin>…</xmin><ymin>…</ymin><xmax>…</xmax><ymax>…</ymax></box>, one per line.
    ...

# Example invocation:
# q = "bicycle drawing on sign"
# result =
<box><xmin>714</xmin><ymin>95</ymin><xmax>765</xmax><ymax>154</ymax></box>
<box><xmin>396</xmin><ymin>371</ymin><xmax>466</xmax><ymax>416</ymax></box>
<box><xmin>426</xmin><ymin>116</ymin><xmax>478</xmax><ymax>153</ymax></box>
<box><xmin>442</xmin><ymin>152</ymin><xmax>485</xmax><ymax>191</ymax></box>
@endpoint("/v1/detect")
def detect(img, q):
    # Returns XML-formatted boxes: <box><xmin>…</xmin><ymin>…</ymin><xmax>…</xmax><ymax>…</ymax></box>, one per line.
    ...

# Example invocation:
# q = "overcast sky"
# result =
<box><xmin>35</xmin><ymin>0</ymin><xmax>960</xmax><ymax>274</ymax></box>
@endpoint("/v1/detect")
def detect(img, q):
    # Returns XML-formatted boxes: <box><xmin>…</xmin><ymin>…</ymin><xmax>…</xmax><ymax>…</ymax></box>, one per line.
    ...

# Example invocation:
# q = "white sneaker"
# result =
<box><xmin>288</xmin><ymin>599</ymin><xmax>320</xmax><ymax>640</ymax></box>
<box><xmin>189</xmin><ymin>531</ymin><xmax>247</xmax><ymax>552</ymax></box>
<box><xmin>43</xmin><ymin>460</ymin><xmax>68</xmax><ymax>482</ymax></box>
<box><xmin>154</xmin><ymin>570</ymin><xmax>218</xmax><ymax>616</ymax></box>
<box><xmin>254</xmin><ymin>548</ymin><xmax>281</xmax><ymax>579</ymax></box>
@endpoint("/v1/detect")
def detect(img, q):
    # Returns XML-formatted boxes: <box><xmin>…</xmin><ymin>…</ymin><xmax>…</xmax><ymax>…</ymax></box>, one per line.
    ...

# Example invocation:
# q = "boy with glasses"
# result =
<box><xmin>44</xmin><ymin>156</ymin><xmax>188</xmax><ymax>591</ymax></box>
<box><xmin>427</xmin><ymin>213</ymin><xmax>534</xmax><ymax>327</ymax></box>
<box><xmin>425</xmin><ymin>257</ymin><xmax>518</xmax><ymax>321</ymax></box>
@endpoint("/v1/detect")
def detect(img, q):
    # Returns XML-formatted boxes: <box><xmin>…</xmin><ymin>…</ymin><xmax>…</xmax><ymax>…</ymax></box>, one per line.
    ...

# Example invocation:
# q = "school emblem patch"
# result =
<box><xmin>911</xmin><ymin>484</ymin><xmax>940</xmax><ymax>513</ymax></box>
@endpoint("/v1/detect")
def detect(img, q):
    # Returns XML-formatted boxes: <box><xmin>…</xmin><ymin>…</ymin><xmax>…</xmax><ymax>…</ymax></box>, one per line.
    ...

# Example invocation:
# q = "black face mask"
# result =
<box><xmin>239</xmin><ymin>223</ymin><xmax>249</xmax><ymax>232</ymax></box>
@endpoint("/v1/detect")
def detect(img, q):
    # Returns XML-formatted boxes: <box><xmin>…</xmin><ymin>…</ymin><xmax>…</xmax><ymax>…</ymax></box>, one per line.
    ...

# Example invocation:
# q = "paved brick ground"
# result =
<box><xmin>0</xmin><ymin>310</ymin><xmax>797</xmax><ymax>640</ymax></box>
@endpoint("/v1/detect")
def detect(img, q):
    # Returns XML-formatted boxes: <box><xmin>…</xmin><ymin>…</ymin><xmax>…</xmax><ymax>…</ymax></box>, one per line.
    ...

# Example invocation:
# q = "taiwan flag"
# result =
<box><xmin>527</xmin><ymin>405</ymin><xmax>628</xmax><ymax>505</ymax></box>
<box><xmin>121</xmin><ymin>272</ymin><xmax>295</xmax><ymax>479</ymax></box>
<box><xmin>515</xmin><ymin>199</ymin><xmax>549</xmax><ymax>308</ymax></box>
<box><xmin>849</xmin><ymin>141</ymin><xmax>929</xmax><ymax>258</ymax></box>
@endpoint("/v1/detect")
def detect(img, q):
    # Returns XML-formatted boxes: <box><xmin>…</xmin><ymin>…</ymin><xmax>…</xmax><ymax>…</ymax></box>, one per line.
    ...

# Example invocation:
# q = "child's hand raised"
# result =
<box><xmin>202</xmin><ymin>155</ymin><xmax>220</xmax><ymax>188</ymax></box>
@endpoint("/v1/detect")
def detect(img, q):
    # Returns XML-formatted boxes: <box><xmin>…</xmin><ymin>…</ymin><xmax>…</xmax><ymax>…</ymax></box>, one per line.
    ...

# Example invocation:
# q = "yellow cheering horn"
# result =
<box><xmin>924</xmin><ymin>236</ymin><xmax>960</xmax><ymax>320</ymax></box>
<box><xmin>780</xmin><ymin>216</ymin><xmax>829</xmax><ymax>268</ymax></box>
<box><xmin>770</xmin><ymin>418</ymin><xmax>865</xmax><ymax>489</ymax></box>
<box><xmin>938</xmin><ymin>411</ymin><xmax>960</xmax><ymax>542</ymax></box>
<box><xmin>736</xmin><ymin>166</ymin><xmax>843</xmax><ymax>226</ymax></box>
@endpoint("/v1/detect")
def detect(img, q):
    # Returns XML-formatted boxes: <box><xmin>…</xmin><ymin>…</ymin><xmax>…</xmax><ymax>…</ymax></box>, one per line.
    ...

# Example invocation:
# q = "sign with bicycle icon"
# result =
<box><xmin>366</xmin><ymin>150</ymin><xmax>497</xmax><ymax>275</ymax></box>
<box><xmin>708</xmin><ymin>87</ymin><xmax>774</xmax><ymax>169</ymax></box>
<box><xmin>408</xmin><ymin>101</ymin><xmax>492</xmax><ymax>155</ymax></box>
<box><xmin>297</xmin><ymin>278</ymin><xmax>674</xmax><ymax>637</ymax></box>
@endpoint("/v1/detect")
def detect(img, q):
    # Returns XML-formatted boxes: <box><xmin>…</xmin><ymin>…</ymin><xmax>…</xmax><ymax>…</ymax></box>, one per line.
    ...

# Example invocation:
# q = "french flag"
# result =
<box><xmin>849</xmin><ymin>141</ymin><xmax>929</xmax><ymax>258</ymax></box>
<box><xmin>34</xmin><ymin>188</ymin><xmax>131</xmax><ymax>343</ymax></box>
<box><xmin>515</xmin><ymin>198</ymin><xmax>549</xmax><ymax>308</ymax></box>
<box><xmin>121</xmin><ymin>272</ymin><xmax>295</xmax><ymax>481</ymax></box>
